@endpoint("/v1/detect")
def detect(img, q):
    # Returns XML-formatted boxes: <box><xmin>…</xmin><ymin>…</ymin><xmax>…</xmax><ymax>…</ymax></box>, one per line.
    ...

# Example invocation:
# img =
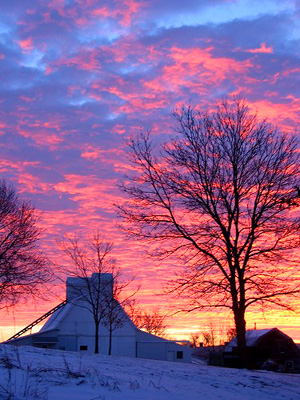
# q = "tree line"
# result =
<box><xmin>1</xmin><ymin>97</ymin><xmax>299</xmax><ymax>365</ymax></box>
<box><xmin>0</xmin><ymin>179</ymin><xmax>168</xmax><ymax>354</ymax></box>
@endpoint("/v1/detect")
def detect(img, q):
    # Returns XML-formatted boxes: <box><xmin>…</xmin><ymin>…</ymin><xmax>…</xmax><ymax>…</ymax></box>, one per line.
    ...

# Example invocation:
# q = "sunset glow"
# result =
<box><xmin>0</xmin><ymin>0</ymin><xmax>299</xmax><ymax>343</ymax></box>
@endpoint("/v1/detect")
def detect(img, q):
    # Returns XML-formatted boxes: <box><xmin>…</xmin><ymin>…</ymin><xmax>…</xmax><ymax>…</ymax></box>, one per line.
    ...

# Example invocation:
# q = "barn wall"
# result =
<box><xmin>56</xmin><ymin>334</ymin><xmax>136</xmax><ymax>356</ymax></box>
<box><xmin>136</xmin><ymin>341</ymin><xmax>191</xmax><ymax>362</ymax></box>
<box><xmin>136</xmin><ymin>330</ymin><xmax>191</xmax><ymax>362</ymax></box>
<box><xmin>57</xmin><ymin>303</ymin><xmax>135</xmax><ymax>337</ymax></box>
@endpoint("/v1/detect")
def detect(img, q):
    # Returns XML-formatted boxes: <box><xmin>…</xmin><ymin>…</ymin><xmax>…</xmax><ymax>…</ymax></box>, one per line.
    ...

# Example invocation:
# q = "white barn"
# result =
<box><xmin>6</xmin><ymin>273</ymin><xmax>191</xmax><ymax>363</ymax></box>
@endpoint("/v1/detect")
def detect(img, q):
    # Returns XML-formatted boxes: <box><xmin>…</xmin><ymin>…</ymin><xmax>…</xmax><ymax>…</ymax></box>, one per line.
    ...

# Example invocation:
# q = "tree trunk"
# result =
<box><xmin>95</xmin><ymin>322</ymin><xmax>99</xmax><ymax>354</ymax></box>
<box><xmin>108</xmin><ymin>325</ymin><xmax>112</xmax><ymax>355</ymax></box>
<box><xmin>233</xmin><ymin>308</ymin><xmax>247</xmax><ymax>367</ymax></box>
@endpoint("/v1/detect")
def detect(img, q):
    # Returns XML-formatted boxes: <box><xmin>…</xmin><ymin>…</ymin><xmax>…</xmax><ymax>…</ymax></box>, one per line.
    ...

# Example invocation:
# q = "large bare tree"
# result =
<box><xmin>118</xmin><ymin>97</ymin><xmax>300</xmax><ymax>366</ymax></box>
<box><xmin>0</xmin><ymin>179</ymin><xmax>51</xmax><ymax>308</ymax></box>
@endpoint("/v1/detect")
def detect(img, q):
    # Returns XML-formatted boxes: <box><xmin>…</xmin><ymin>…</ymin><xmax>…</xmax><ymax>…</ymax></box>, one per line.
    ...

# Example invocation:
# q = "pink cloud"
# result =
<box><xmin>18</xmin><ymin>38</ymin><xmax>34</xmax><ymax>51</ymax></box>
<box><xmin>112</xmin><ymin>125</ymin><xmax>126</xmax><ymax>135</ymax></box>
<box><xmin>144</xmin><ymin>46</ymin><xmax>253</xmax><ymax>99</ymax></box>
<box><xmin>91</xmin><ymin>6</ymin><xmax>111</xmax><ymax>18</ymax></box>
<box><xmin>17</xmin><ymin>127</ymin><xmax>64</xmax><ymax>149</ymax></box>
<box><xmin>17</xmin><ymin>173</ymin><xmax>53</xmax><ymax>194</ymax></box>
<box><xmin>81</xmin><ymin>149</ymin><xmax>99</xmax><ymax>159</ymax></box>
<box><xmin>248</xmin><ymin>96</ymin><xmax>300</xmax><ymax>131</ymax></box>
<box><xmin>47</xmin><ymin>48</ymin><xmax>102</xmax><ymax>73</ymax></box>
<box><xmin>118</xmin><ymin>0</ymin><xmax>146</xmax><ymax>27</ymax></box>
<box><xmin>246</xmin><ymin>43</ymin><xmax>273</xmax><ymax>54</ymax></box>
<box><xmin>0</xmin><ymin>122</ymin><xmax>8</xmax><ymax>135</ymax></box>
<box><xmin>0</xmin><ymin>0</ymin><xmax>299</xmax><ymax>343</ymax></box>
<box><xmin>54</xmin><ymin>174</ymin><xmax>122</xmax><ymax>215</ymax></box>
<box><xmin>82</xmin><ymin>0</ymin><xmax>144</xmax><ymax>27</ymax></box>
<box><xmin>19</xmin><ymin>95</ymin><xmax>37</xmax><ymax>102</ymax></box>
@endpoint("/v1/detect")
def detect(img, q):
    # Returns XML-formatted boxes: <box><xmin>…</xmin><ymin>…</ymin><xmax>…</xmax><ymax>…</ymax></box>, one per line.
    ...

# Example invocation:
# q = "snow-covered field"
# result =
<box><xmin>0</xmin><ymin>344</ymin><xmax>299</xmax><ymax>400</ymax></box>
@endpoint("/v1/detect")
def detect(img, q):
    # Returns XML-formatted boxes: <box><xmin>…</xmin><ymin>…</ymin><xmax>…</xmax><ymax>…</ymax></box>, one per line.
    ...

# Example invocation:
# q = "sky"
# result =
<box><xmin>0</xmin><ymin>0</ymin><xmax>299</xmax><ymax>342</ymax></box>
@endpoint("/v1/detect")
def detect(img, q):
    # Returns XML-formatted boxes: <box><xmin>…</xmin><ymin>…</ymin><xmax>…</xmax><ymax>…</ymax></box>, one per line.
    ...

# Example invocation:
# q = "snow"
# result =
<box><xmin>0</xmin><ymin>344</ymin><xmax>299</xmax><ymax>400</ymax></box>
<box><xmin>225</xmin><ymin>329</ymin><xmax>276</xmax><ymax>351</ymax></box>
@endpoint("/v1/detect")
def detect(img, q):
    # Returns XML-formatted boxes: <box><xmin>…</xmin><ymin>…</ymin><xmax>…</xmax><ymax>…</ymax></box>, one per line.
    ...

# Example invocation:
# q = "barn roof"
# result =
<box><xmin>225</xmin><ymin>328</ymin><xmax>285</xmax><ymax>351</ymax></box>
<box><xmin>40</xmin><ymin>302</ymin><xmax>72</xmax><ymax>332</ymax></box>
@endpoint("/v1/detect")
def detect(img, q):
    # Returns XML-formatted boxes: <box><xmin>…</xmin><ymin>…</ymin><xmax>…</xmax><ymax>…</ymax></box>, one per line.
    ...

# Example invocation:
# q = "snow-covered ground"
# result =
<box><xmin>0</xmin><ymin>344</ymin><xmax>299</xmax><ymax>400</ymax></box>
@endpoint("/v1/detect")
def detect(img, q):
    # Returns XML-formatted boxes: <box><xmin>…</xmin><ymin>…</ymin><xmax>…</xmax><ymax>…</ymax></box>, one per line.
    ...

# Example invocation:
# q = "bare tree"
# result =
<box><xmin>59</xmin><ymin>233</ymin><xmax>137</xmax><ymax>355</ymax></box>
<box><xmin>127</xmin><ymin>301</ymin><xmax>168</xmax><ymax>338</ymax></box>
<box><xmin>138</xmin><ymin>309</ymin><xmax>167</xmax><ymax>337</ymax></box>
<box><xmin>189</xmin><ymin>332</ymin><xmax>201</xmax><ymax>348</ymax></box>
<box><xmin>118</xmin><ymin>97</ymin><xmax>300</xmax><ymax>366</ymax></box>
<box><xmin>0</xmin><ymin>179</ymin><xmax>51</xmax><ymax>308</ymax></box>
<box><xmin>102</xmin><ymin>266</ymin><xmax>137</xmax><ymax>355</ymax></box>
<box><xmin>225</xmin><ymin>327</ymin><xmax>237</xmax><ymax>344</ymax></box>
<box><xmin>58</xmin><ymin>233</ymin><xmax>114</xmax><ymax>354</ymax></box>
<box><xmin>202</xmin><ymin>323</ymin><xmax>216</xmax><ymax>349</ymax></box>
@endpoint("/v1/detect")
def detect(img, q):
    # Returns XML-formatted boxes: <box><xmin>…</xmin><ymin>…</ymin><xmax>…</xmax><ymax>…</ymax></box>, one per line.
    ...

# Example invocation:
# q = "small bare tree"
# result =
<box><xmin>59</xmin><ymin>233</ymin><xmax>137</xmax><ymax>355</ymax></box>
<box><xmin>58</xmin><ymin>233</ymin><xmax>114</xmax><ymax>354</ymax></box>
<box><xmin>102</xmin><ymin>266</ymin><xmax>138</xmax><ymax>355</ymax></box>
<box><xmin>127</xmin><ymin>301</ymin><xmax>168</xmax><ymax>338</ymax></box>
<box><xmin>225</xmin><ymin>327</ymin><xmax>237</xmax><ymax>343</ymax></box>
<box><xmin>202</xmin><ymin>323</ymin><xmax>216</xmax><ymax>349</ymax></box>
<box><xmin>118</xmin><ymin>97</ymin><xmax>300</xmax><ymax>366</ymax></box>
<box><xmin>0</xmin><ymin>179</ymin><xmax>51</xmax><ymax>308</ymax></box>
<box><xmin>189</xmin><ymin>332</ymin><xmax>201</xmax><ymax>348</ymax></box>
